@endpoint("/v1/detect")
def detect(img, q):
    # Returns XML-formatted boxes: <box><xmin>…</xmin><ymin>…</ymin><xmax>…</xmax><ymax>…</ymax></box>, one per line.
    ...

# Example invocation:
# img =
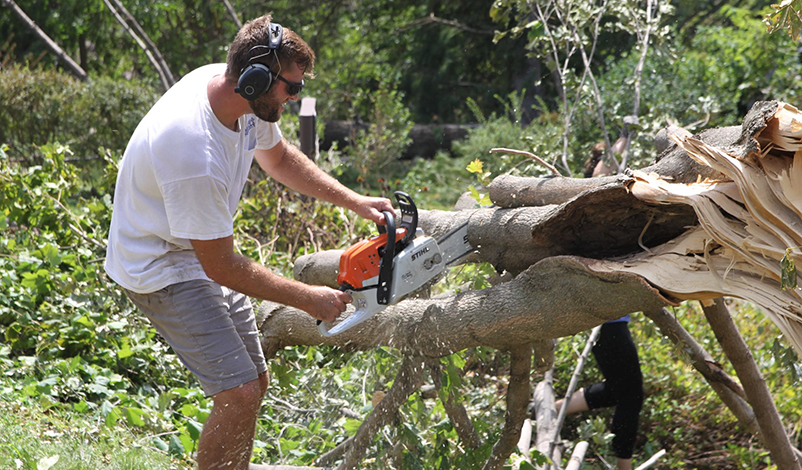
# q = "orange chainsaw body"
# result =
<box><xmin>338</xmin><ymin>228</ymin><xmax>408</xmax><ymax>289</ymax></box>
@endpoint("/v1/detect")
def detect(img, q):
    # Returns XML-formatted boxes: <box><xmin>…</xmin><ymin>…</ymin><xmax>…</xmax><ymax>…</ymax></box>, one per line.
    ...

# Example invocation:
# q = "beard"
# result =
<box><xmin>249</xmin><ymin>88</ymin><xmax>283</xmax><ymax>122</ymax></box>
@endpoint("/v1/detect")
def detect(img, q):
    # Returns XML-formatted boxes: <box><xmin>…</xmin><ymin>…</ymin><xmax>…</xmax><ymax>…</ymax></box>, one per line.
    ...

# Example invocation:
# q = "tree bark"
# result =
<box><xmin>487</xmin><ymin>174</ymin><xmax>622</xmax><ymax>207</ymax></box>
<box><xmin>0</xmin><ymin>0</ymin><xmax>88</xmax><ymax>81</ymax></box>
<box><xmin>564</xmin><ymin>441</ymin><xmax>588</xmax><ymax>470</ymax></box>
<box><xmin>533</xmin><ymin>369</ymin><xmax>557</xmax><ymax>469</ymax></box>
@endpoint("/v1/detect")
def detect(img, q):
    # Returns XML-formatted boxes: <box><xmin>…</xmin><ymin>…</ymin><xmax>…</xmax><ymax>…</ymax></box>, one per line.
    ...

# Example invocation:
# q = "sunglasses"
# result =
<box><xmin>275</xmin><ymin>74</ymin><xmax>305</xmax><ymax>96</ymax></box>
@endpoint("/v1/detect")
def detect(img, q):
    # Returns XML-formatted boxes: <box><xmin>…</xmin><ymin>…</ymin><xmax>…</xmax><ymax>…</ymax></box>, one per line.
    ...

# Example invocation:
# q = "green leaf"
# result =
<box><xmin>187</xmin><ymin>419</ymin><xmax>203</xmax><ymax>441</ymax></box>
<box><xmin>180</xmin><ymin>403</ymin><xmax>199</xmax><ymax>418</ymax></box>
<box><xmin>107</xmin><ymin>320</ymin><xmax>128</xmax><ymax>330</ymax></box>
<box><xmin>531</xmin><ymin>449</ymin><xmax>551</xmax><ymax>466</ymax></box>
<box><xmin>125</xmin><ymin>406</ymin><xmax>146</xmax><ymax>427</ymax></box>
<box><xmin>343</xmin><ymin>418</ymin><xmax>362</xmax><ymax>435</ymax></box>
<box><xmin>104</xmin><ymin>409</ymin><xmax>120</xmax><ymax>427</ymax></box>
<box><xmin>279</xmin><ymin>437</ymin><xmax>301</xmax><ymax>453</ymax></box>
<box><xmin>152</xmin><ymin>437</ymin><xmax>169</xmax><ymax>452</ymax></box>
<box><xmin>520</xmin><ymin>460</ymin><xmax>538</xmax><ymax>470</ymax></box>
<box><xmin>781</xmin><ymin>247</ymin><xmax>797</xmax><ymax>290</ymax></box>
<box><xmin>73</xmin><ymin>400</ymin><xmax>90</xmax><ymax>413</ymax></box>
<box><xmin>168</xmin><ymin>435</ymin><xmax>185</xmax><ymax>457</ymax></box>
<box><xmin>116</xmin><ymin>341</ymin><xmax>133</xmax><ymax>359</ymax></box>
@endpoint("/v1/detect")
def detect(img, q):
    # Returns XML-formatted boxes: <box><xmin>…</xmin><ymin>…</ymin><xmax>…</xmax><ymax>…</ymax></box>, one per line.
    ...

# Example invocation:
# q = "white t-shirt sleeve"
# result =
<box><xmin>161</xmin><ymin>175</ymin><xmax>233</xmax><ymax>240</ymax></box>
<box><xmin>256</xmin><ymin>119</ymin><xmax>282</xmax><ymax>150</ymax></box>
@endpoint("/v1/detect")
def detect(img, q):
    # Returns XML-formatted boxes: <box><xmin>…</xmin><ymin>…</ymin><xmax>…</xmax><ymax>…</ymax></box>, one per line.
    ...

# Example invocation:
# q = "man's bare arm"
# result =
<box><xmin>190</xmin><ymin>235</ymin><xmax>349</xmax><ymax>322</ymax></box>
<box><xmin>254</xmin><ymin>139</ymin><xmax>393</xmax><ymax>223</ymax></box>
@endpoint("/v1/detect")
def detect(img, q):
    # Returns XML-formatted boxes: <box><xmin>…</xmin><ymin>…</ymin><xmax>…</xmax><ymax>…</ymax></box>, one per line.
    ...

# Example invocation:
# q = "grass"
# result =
<box><xmin>0</xmin><ymin>392</ymin><xmax>187</xmax><ymax>470</ymax></box>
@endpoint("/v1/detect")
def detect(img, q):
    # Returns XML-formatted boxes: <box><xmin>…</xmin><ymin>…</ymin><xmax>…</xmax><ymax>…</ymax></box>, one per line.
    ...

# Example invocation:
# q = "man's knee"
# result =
<box><xmin>258</xmin><ymin>371</ymin><xmax>269</xmax><ymax>396</ymax></box>
<box><xmin>215</xmin><ymin>379</ymin><xmax>265</xmax><ymax>412</ymax></box>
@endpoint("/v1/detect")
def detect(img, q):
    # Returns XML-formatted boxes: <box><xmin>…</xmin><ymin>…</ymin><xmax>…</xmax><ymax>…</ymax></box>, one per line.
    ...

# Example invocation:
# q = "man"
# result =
<box><xmin>105</xmin><ymin>14</ymin><xmax>393</xmax><ymax>470</ymax></box>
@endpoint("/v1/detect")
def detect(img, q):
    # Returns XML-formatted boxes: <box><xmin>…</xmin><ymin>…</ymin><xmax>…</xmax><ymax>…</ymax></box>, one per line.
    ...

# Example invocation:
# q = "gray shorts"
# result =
<box><xmin>125</xmin><ymin>279</ymin><xmax>268</xmax><ymax>397</ymax></box>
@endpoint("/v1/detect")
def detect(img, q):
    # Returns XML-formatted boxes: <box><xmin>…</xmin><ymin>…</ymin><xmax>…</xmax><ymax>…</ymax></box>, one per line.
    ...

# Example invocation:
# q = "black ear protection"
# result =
<box><xmin>235</xmin><ymin>23</ymin><xmax>283</xmax><ymax>101</ymax></box>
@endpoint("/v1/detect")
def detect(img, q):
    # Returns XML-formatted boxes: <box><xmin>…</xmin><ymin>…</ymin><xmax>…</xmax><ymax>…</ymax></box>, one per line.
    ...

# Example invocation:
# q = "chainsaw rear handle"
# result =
<box><xmin>377</xmin><ymin>192</ymin><xmax>417</xmax><ymax>245</ymax></box>
<box><xmin>377</xmin><ymin>210</ymin><xmax>396</xmax><ymax>304</ymax></box>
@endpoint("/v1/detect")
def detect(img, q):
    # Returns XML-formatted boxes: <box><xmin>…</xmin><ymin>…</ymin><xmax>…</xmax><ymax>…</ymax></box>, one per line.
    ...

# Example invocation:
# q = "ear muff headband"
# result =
<box><xmin>235</xmin><ymin>23</ymin><xmax>283</xmax><ymax>101</ymax></box>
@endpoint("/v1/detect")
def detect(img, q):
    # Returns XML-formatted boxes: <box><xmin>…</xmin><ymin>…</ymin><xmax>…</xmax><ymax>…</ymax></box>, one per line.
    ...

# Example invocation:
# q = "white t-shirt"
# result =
<box><xmin>105</xmin><ymin>64</ymin><xmax>282</xmax><ymax>293</ymax></box>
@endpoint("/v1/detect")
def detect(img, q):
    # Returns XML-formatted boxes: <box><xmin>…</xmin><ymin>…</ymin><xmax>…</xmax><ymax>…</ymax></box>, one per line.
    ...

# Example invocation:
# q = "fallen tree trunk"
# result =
<box><xmin>260</xmin><ymin>256</ymin><xmax>670</xmax><ymax>357</ymax></box>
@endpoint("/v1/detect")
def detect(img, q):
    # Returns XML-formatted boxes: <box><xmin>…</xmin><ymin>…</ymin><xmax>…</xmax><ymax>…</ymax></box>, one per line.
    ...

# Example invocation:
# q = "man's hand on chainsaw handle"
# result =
<box><xmin>302</xmin><ymin>286</ymin><xmax>353</xmax><ymax>323</ymax></box>
<box><xmin>353</xmin><ymin>195</ymin><xmax>394</xmax><ymax>225</ymax></box>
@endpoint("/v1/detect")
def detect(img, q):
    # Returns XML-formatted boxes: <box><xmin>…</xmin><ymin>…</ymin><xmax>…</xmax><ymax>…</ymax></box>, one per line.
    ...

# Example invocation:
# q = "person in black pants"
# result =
<box><xmin>557</xmin><ymin>315</ymin><xmax>644</xmax><ymax>470</ymax></box>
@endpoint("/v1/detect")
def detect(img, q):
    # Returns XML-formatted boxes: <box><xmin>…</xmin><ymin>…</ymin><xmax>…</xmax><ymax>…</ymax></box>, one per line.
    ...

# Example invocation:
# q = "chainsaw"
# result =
<box><xmin>317</xmin><ymin>191</ymin><xmax>472</xmax><ymax>337</ymax></box>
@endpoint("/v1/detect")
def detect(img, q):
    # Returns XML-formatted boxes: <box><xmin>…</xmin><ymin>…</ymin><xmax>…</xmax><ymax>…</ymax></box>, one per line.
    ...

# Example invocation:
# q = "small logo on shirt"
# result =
<box><xmin>244</xmin><ymin>117</ymin><xmax>256</xmax><ymax>136</ymax></box>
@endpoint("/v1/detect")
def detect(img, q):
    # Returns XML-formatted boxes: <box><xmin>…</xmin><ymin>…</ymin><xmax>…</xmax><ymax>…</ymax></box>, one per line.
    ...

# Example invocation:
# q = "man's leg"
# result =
<box><xmin>555</xmin><ymin>387</ymin><xmax>590</xmax><ymax>415</ymax></box>
<box><xmin>125</xmin><ymin>281</ymin><xmax>270</xmax><ymax>469</ymax></box>
<box><xmin>198</xmin><ymin>372</ymin><xmax>269</xmax><ymax>470</ymax></box>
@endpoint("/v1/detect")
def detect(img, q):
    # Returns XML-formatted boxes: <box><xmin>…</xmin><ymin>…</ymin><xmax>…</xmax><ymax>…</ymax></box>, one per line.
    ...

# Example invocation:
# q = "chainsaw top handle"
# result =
<box><xmin>394</xmin><ymin>191</ymin><xmax>418</xmax><ymax>247</ymax></box>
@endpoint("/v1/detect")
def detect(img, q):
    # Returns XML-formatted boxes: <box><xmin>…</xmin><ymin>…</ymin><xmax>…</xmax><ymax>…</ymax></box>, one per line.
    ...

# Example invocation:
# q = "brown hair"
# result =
<box><xmin>225</xmin><ymin>14</ymin><xmax>315</xmax><ymax>83</ymax></box>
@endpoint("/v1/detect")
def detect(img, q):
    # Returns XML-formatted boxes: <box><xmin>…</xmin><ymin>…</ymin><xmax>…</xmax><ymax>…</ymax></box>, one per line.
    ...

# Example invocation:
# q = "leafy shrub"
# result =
<box><xmin>332</xmin><ymin>80</ymin><xmax>415</xmax><ymax>195</ymax></box>
<box><xmin>0</xmin><ymin>65</ymin><xmax>158</xmax><ymax>164</ymax></box>
<box><xmin>401</xmin><ymin>91</ymin><xmax>567</xmax><ymax>210</ymax></box>
<box><xmin>0</xmin><ymin>143</ymin><xmax>201</xmax><ymax>463</ymax></box>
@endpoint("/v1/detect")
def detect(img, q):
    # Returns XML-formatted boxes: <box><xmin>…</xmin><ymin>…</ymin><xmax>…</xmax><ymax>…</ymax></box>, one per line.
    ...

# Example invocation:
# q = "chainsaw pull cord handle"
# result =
<box><xmin>376</xmin><ymin>210</ymin><xmax>396</xmax><ymax>305</ymax></box>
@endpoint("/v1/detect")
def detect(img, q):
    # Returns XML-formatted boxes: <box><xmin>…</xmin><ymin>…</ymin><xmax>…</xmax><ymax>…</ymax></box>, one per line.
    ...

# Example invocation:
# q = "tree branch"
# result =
<box><xmin>259</xmin><ymin>256</ymin><xmax>670</xmax><ymax>357</ymax></box>
<box><xmin>427</xmin><ymin>360</ymin><xmax>483</xmax><ymax>449</ymax></box>
<box><xmin>619</xmin><ymin>0</ymin><xmax>655</xmax><ymax>172</ymax></box>
<box><xmin>336</xmin><ymin>356</ymin><xmax>425</xmax><ymax>470</ymax></box>
<box><xmin>564</xmin><ymin>441</ymin><xmax>589</xmax><ymax>470</ymax></box>
<box><xmin>220</xmin><ymin>0</ymin><xmax>242</xmax><ymax>29</ymax></box>
<box><xmin>701</xmin><ymin>299</ymin><xmax>801</xmax><ymax>470</ymax></box>
<box><xmin>490</xmin><ymin>148</ymin><xmax>562</xmax><ymax>176</ymax></box>
<box><xmin>399</xmin><ymin>13</ymin><xmax>495</xmax><ymax>35</ymax></box>
<box><xmin>0</xmin><ymin>0</ymin><xmax>88</xmax><ymax>81</ymax></box>
<box><xmin>102</xmin><ymin>0</ymin><xmax>174</xmax><ymax>90</ymax></box>
<box><xmin>549</xmin><ymin>326</ymin><xmax>601</xmax><ymax>468</ymax></box>
<box><xmin>533</xmin><ymin>369</ymin><xmax>557</xmax><ymax>467</ymax></box>
<box><xmin>482</xmin><ymin>344</ymin><xmax>532</xmax><ymax>470</ymax></box>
